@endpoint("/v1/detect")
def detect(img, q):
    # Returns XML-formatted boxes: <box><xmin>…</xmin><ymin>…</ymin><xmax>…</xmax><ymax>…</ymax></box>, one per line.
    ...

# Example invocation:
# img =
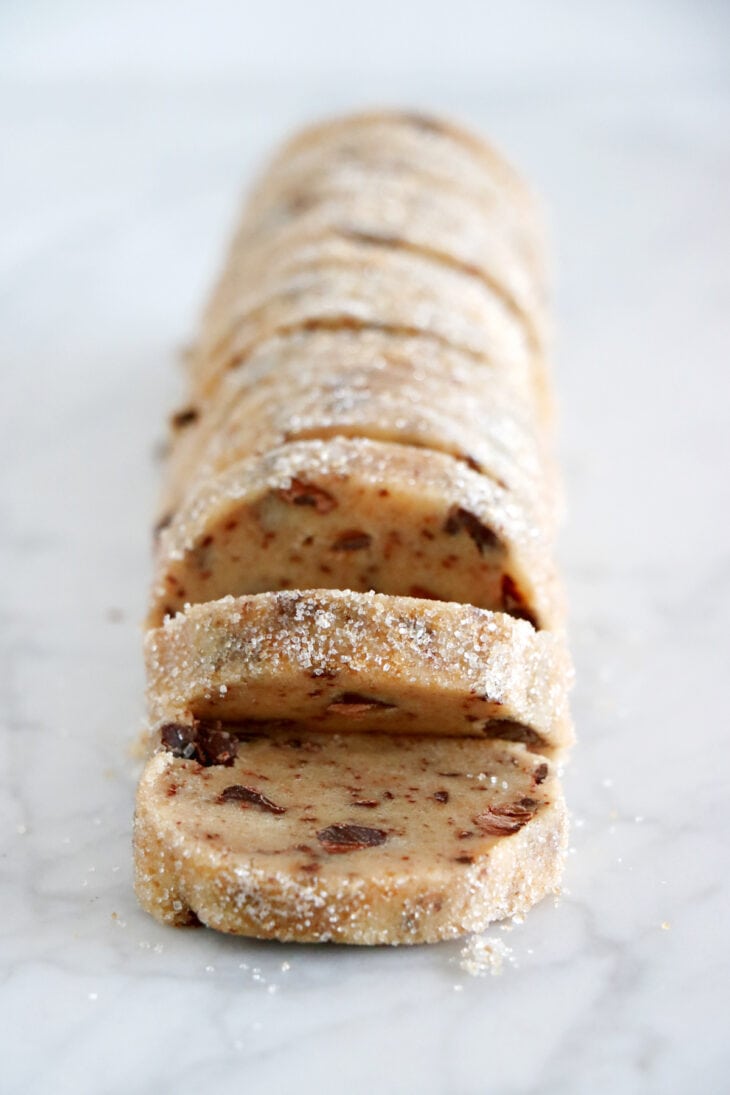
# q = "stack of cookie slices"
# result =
<box><xmin>134</xmin><ymin>112</ymin><xmax>574</xmax><ymax>945</ymax></box>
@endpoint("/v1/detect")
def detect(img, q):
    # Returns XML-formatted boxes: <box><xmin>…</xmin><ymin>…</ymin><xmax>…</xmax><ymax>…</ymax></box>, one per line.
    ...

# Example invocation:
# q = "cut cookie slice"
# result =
<box><xmin>148</xmin><ymin>437</ymin><xmax>562</xmax><ymax>629</ymax></box>
<box><xmin>159</xmin><ymin>327</ymin><xmax>556</xmax><ymax>529</ymax></box>
<box><xmin>206</xmin><ymin>178</ymin><xmax>549</xmax><ymax>351</ymax></box>
<box><xmin>255</xmin><ymin>111</ymin><xmax>545</xmax><ymax>266</ymax></box>
<box><xmin>145</xmin><ymin>591</ymin><xmax>574</xmax><ymax>751</ymax></box>
<box><xmin>134</xmin><ymin>730</ymin><xmax>567</xmax><ymax>944</ymax></box>
<box><xmin>187</xmin><ymin>239</ymin><xmax>538</xmax><ymax>398</ymax></box>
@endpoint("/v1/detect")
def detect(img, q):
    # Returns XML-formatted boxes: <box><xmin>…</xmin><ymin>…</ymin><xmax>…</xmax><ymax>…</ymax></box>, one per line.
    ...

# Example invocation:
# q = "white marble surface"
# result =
<box><xmin>2</xmin><ymin>2</ymin><xmax>729</xmax><ymax>1092</ymax></box>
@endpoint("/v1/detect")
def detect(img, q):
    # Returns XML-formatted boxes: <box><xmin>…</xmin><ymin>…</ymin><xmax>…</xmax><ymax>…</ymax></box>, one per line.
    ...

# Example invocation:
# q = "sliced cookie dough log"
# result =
<box><xmin>134</xmin><ymin>730</ymin><xmax>567</xmax><ymax>944</ymax></box>
<box><xmin>205</xmin><ymin>175</ymin><xmax>549</xmax><ymax>352</ymax></box>
<box><xmin>148</xmin><ymin>437</ymin><xmax>562</xmax><ymax>630</ymax></box>
<box><xmin>252</xmin><ymin>110</ymin><xmax>545</xmax><ymax>272</ymax></box>
<box><xmin>189</xmin><ymin>237</ymin><xmax>540</xmax><ymax>401</ymax></box>
<box><xmin>158</xmin><ymin>328</ymin><xmax>556</xmax><ymax>532</ymax></box>
<box><xmin>145</xmin><ymin>591</ymin><xmax>574</xmax><ymax>751</ymax></box>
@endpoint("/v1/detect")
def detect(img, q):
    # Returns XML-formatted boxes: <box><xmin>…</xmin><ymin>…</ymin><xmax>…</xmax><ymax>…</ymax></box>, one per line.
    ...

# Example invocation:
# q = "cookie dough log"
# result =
<box><xmin>187</xmin><ymin>237</ymin><xmax>542</xmax><ymax>405</ymax></box>
<box><xmin>134</xmin><ymin>730</ymin><xmax>567</xmax><ymax>944</ymax></box>
<box><xmin>159</xmin><ymin>327</ymin><xmax>558</xmax><ymax>533</ymax></box>
<box><xmin>144</xmin><ymin>591</ymin><xmax>574</xmax><ymax>752</ymax></box>
<box><xmin>148</xmin><ymin>437</ymin><xmax>563</xmax><ymax>630</ymax></box>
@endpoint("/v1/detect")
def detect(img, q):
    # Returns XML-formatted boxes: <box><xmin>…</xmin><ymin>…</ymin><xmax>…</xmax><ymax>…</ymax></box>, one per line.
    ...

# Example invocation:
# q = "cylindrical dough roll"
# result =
<box><xmin>136</xmin><ymin>111</ymin><xmax>572</xmax><ymax>945</ymax></box>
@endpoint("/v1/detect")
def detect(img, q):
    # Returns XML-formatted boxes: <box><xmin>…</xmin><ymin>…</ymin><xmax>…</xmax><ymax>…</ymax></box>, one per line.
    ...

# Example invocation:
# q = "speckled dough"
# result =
<box><xmin>134</xmin><ymin>732</ymin><xmax>567</xmax><ymax>944</ymax></box>
<box><xmin>149</xmin><ymin>437</ymin><xmax>563</xmax><ymax>630</ymax></box>
<box><xmin>145</xmin><ymin>591</ymin><xmax>574</xmax><ymax>752</ymax></box>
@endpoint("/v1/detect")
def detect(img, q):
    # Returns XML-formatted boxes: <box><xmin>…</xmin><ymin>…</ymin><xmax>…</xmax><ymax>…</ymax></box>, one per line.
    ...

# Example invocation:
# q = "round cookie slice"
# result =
<box><xmin>148</xmin><ymin>437</ymin><xmax>562</xmax><ymax>629</ymax></box>
<box><xmin>134</xmin><ymin>730</ymin><xmax>567</xmax><ymax>944</ymax></box>
<box><xmin>159</xmin><ymin>328</ymin><xmax>556</xmax><ymax>530</ymax></box>
<box><xmin>145</xmin><ymin>591</ymin><xmax>574</xmax><ymax>752</ymax></box>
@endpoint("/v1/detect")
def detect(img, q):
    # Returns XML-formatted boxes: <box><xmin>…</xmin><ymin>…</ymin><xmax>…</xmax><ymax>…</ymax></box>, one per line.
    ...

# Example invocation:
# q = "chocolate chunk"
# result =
<box><xmin>316</xmin><ymin>824</ymin><xmax>387</xmax><ymax>854</ymax></box>
<box><xmin>218</xmin><ymin>785</ymin><xmax>286</xmax><ymax>814</ymax></box>
<box><xmin>160</xmin><ymin>722</ymin><xmax>196</xmax><ymax>758</ymax></box>
<box><xmin>160</xmin><ymin>722</ymin><xmax>238</xmax><ymax>767</ymax></box>
<box><xmin>454</xmin><ymin>855</ymin><xmax>474</xmax><ymax>864</ymax></box>
<box><xmin>482</xmin><ymin>719</ymin><xmax>542</xmax><ymax>745</ymax></box>
<box><xmin>501</xmin><ymin>574</ymin><xmax>539</xmax><ymax>628</ymax></box>
<box><xmin>473</xmin><ymin>801</ymin><xmax>537</xmax><ymax>837</ymax></box>
<box><xmin>533</xmin><ymin>763</ymin><xmax>549</xmax><ymax>785</ymax></box>
<box><xmin>278</xmin><ymin>478</ymin><xmax>337</xmax><ymax>513</ymax></box>
<box><xmin>331</xmin><ymin>529</ymin><xmax>372</xmax><ymax>551</ymax></box>
<box><xmin>433</xmin><ymin>790</ymin><xmax>449</xmax><ymax>803</ymax></box>
<box><xmin>170</xmin><ymin>406</ymin><xmax>199</xmax><ymax>430</ymax></box>
<box><xmin>326</xmin><ymin>692</ymin><xmax>396</xmax><ymax>717</ymax></box>
<box><xmin>443</xmin><ymin>506</ymin><xmax>502</xmax><ymax>554</ymax></box>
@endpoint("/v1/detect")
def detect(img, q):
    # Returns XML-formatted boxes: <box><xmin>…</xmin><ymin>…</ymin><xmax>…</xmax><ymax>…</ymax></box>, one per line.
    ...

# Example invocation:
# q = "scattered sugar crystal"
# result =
<box><xmin>459</xmin><ymin>935</ymin><xmax>515</xmax><ymax>977</ymax></box>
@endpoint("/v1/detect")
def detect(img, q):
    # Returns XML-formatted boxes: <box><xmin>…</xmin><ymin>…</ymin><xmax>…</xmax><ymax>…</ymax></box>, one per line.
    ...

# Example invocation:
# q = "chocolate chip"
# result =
<box><xmin>316</xmin><ymin>824</ymin><xmax>387</xmax><ymax>853</ymax></box>
<box><xmin>454</xmin><ymin>855</ymin><xmax>474</xmax><ymax>864</ymax></box>
<box><xmin>501</xmin><ymin>574</ymin><xmax>539</xmax><ymax>628</ymax></box>
<box><xmin>160</xmin><ymin>722</ymin><xmax>195</xmax><ymax>757</ymax></box>
<box><xmin>331</xmin><ymin>529</ymin><xmax>372</xmax><ymax>551</ymax></box>
<box><xmin>443</xmin><ymin>506</ymin><xmax>502</xmax><ymax>554</ymax></box>
<box><xmin>218</xmin><ymin>785</ymin><xmax>286</xmax><ymax>814</ymax></box>
<box><xmin>433</xmin><ymin>790</ymin><xmax>449</xmax><ymax>803</ymax></box>
<box><xmin>160</xmin><ymin>722</ymin><xmax>238</xmax><ymax>767</ymax></box>
<box><xmin>325</xmin><ymin>692</ymin><xmax>396</xmax><ymax>717</ymax></box>
<box><xmin>482</xmin><ymin>719</ymin><xmax>542</xmax><ymax>745</ymax></box>
<box><xmin>473</xmin><ymin>801</ymin><xmax>537</xmax><ymax>837</ymax></box>
<box><xmin>170</xmin><ymin>406</ymin><xmax>199</xmax><ymax>430</ymax></box>
<box><xmin>533</xmin><ymin>763</ymin><xmax>549</xmax><ymax>785</ymax></box>
<box><xmin>352</xmin><ymin>799</ymin><xmax>379</xmax><ymax>808</ymax></box>
<box><xmin>277</xmin><ymin>478</ymin><xmax>337</xmax><ymax>513</ymax></box>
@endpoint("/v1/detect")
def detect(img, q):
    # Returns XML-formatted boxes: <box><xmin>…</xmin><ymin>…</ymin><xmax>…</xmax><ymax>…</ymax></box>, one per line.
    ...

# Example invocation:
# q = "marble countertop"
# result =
<box><xmin>2</xmin><ymin>2</ymin><xmax>729</xmax><ymax>1092</ymax></box>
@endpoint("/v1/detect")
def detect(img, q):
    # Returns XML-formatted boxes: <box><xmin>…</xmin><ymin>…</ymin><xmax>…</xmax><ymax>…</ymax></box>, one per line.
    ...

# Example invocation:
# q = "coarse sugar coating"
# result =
<box><xmin>250</xmin><ymin>110</ymin><xmax>545</xmax><ymax>266</ymax></box>
<box><xmin>206</xmin><ymin>174</ymin><xmax>548</xmax><ymax>350</ymax></box>
<box><xmin>134</xmin><ymin>731</ymin><xmax>567</xmax><ymax>944</ymax></box>
<box><xmin>144</xmin><ymin>590</ymin><xmax>574</xmax><ymax>752</ymax></box>
<box><xmin>189</xmin><ymin>238</ymin><xmax>538</xmax><ymax>400</ymax></box>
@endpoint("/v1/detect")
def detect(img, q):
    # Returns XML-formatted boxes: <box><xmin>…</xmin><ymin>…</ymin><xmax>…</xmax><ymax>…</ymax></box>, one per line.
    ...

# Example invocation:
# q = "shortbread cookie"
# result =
<box><xmin>148</xmin><ymin>437</ymin><xmax>561</xmax><ymax>629</ymax></box>
<box><xmin>187</xmin><ymin>239</ymin><xmax>537</xmax><ymax>398</ymax></box>
<box><xmin>159</xmin><ymin>328</ymin><xmax>555</xmax><ymax>528</ymax></box>
<box><xmin>134</xmin><ymin>730</ymin><xmax>567</xmax><ymax>944</ymax></box>
<box><xmin>145</xmin><ymin>591</ymin><xmax>573</xmax><ymax>751</ymax></box>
